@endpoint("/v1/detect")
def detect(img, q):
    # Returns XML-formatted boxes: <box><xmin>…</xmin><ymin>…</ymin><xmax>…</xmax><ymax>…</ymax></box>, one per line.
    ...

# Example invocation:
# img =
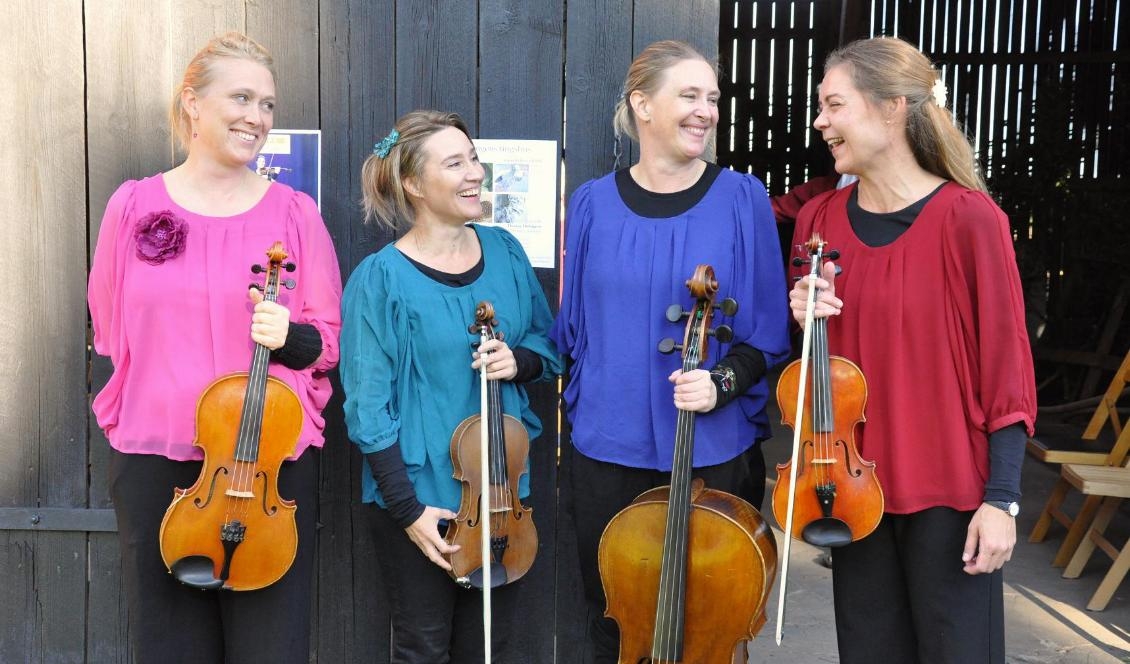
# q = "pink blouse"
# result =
<box><xmin>88</xmin><ymin>174</ymin><xmax>342</xmax><ymax>461</ymax></box>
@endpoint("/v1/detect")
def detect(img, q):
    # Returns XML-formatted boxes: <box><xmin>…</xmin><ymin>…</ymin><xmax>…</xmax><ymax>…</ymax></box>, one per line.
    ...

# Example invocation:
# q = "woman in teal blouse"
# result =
<box><xmin>340</xmin><ymin>110</ymin><xmax>561</xmax><ymax>663</ymax></box>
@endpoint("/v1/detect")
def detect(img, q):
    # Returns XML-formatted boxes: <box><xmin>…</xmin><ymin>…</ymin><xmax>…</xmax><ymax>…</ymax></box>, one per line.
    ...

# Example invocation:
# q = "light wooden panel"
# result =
<box><xmin>0</xmin><ymin>2</ymin><xmax>90</xmax><ymax>659</ymax></box>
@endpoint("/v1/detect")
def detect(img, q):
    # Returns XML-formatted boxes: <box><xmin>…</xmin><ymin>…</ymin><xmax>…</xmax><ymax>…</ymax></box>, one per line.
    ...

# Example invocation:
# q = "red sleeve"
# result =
<box><xmin>772</xmin><ymin>174</ymin><xmax>840</xmax><ymax>225</ymax></box>
<box><xmin>941</xmin><ymin>190</ymin><xmax>1037</xmax><ymax>436</ymax></box>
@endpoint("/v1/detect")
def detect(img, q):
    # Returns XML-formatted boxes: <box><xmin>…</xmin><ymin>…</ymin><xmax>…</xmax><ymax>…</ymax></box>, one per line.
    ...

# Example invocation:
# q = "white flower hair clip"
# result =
<box><xmin>932</xmin><ymin>79</ymin><xmax>948</xmax><ymax>108</ymax></box>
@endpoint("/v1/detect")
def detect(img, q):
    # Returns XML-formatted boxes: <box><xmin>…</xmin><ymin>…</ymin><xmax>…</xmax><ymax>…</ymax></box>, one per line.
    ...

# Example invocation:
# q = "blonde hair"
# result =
<box><xmin>612</xmin><ymin>40</ymin><xmax>717</xmax><ymax>143</ymax></box>
<box><xmin>169</xmin><ymin>32</ymin><xmax>276</xmax><ymax>151</ymax></box>
<box><xmin>360</xmin><ymin>110</ymin><xmax>473</xmax><ymax>229</ymax></box>
<box><xmin>826</xmin><ymin>37</ymin><xmax>986</xmax><ymax>192</ymax></box>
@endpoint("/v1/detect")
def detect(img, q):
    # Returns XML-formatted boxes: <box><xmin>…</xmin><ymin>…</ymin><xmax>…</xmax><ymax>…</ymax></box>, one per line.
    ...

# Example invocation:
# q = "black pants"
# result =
<box><xmin>832</xmin><ymin>507</ymin><xmax>1005</xmax><ymax>664</ymax></box>
<box><xmin>568</xmin><ymin>444</ymin><xmax>767</xmax><ymax>663</ymax></box>
<box><xmin>109</xmin><ymin>449</ymin><xmax>317</xmax><ymax>664</ymax></box>
<box><xmin>366</xmin><ymin>503</ymin><xmax>520</xmax><ymax>663</ymax></box>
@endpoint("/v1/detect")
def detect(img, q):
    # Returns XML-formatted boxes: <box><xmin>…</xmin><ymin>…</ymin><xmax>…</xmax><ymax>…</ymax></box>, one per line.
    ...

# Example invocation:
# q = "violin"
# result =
<box><xmin>598</xmin><ymin>265</ymin><xmax>778</xmax><ymax>663</ymax></box>
<box><xmin>445</xmin><ymin>301</ymin><xmax>538</xmax><ymax>587</ymax></box>
<box><xmin>158</xmin><ymin>242</ymin><xmax>302</xmax><ymax>591</ymax></box>
<box><xmin>772</xmin><ymin>234</ymin><xmax>883</xmax><ymax>643</ymax></box>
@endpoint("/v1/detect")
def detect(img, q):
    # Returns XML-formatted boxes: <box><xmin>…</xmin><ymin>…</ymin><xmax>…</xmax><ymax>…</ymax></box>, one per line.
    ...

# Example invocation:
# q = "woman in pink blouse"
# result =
<box><xmin>87</xmin><ymin>32</ymin><xmax>341</xmax><ymax>663</ymax></box>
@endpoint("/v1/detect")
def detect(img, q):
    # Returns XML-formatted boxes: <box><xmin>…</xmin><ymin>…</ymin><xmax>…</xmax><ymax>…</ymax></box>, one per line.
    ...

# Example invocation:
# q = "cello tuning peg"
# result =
<box><xmin>284</xmin><ymin>262</ymin><xmax>297</xmax><ymax>272</ymax></box>
<box><xmin>665</xmin><ymin>304</ymin><xmax>688</xmax><ymax>323</ymax></box>
<box><xmin>251</xmin><ymin>264</ymin><xmax>265</xmax><ymax>274</ymax></box>
<box><xmin>714</xmin><ymin>298</ymin><xmax>739</xmax><ymax>317</ymax></box>
<box><xmin>657</xmin><ymin>338</ymin><xmax>681</xmax><ymax>355</ymax></box>
<box><xmin>282</xmin><ymin>279</ymin><xmax>296</xmax><ymax>289</ymax></box>
<box><xmin>710</xmin><ymin>325</ymin><xmax>734</xmax><ymax>344</ymax></box>
<box><xmin>826</xmin><ymin>249</ymin><xmax>841</xmax><ymax>261</ymax></box>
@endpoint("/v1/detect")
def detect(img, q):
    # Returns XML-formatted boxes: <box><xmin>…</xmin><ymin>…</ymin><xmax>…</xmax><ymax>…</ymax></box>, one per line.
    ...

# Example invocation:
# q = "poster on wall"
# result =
<box><xmin>247</xmin><ymin>129</ymin><xmax>322</xmax><ymax>209</ymax></box>
<box><xmin>472</xmin><ymin>139</ymin><xmax>558</xmax><ymax>269</ymax></box>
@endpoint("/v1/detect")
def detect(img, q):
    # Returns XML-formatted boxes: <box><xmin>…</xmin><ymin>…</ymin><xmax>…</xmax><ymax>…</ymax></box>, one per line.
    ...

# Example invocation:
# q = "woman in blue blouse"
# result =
<box><xmin>341</xmin><ymin>110</ymin><xmax>562</xmax><ymax>662</ymax></box>
<box><xmin>552</xmin><ymin>41</ymin><xmax>791</xmax><ymax>661</ymax></box>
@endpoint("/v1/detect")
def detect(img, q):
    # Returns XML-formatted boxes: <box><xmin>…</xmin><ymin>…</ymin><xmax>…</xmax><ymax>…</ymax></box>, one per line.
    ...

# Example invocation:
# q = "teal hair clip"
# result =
<box><xmin>373</xmin><ymin>129</ymin><xmax>400</xmax><ymax>158</ymax></box>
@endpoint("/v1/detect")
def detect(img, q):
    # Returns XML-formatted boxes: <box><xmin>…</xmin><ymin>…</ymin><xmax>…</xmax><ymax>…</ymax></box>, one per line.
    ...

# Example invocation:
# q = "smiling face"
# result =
<box><xmin>812</xmin><ymin>64</ymin><xmax>899</xmax><ymax>177</ymax></box>
<box><xmin>184</xmin><ymin>58</ymin><xmax>276</xmax><ymax>169</ymax></box>
<box><xmin>633</xmin><ymin>58</ymin><xmax>720</xmax><ymax>161</ymax></box>
<box><xmin>405</xmin><ymin>126</ymin><xmax>486</xmax><ymax>225</ymax></box>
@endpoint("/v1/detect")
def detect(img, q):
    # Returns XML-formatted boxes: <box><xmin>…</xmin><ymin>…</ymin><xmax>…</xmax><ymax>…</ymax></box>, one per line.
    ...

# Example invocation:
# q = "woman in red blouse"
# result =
<box><xmin>788</xmin><ymin>37</ymin><xmax>1036</xmax><ymax>664</ymax></box>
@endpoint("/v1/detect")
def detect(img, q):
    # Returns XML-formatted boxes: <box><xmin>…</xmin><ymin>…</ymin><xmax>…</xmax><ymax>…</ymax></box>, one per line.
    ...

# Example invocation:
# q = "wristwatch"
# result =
<box><xmin>985</xmin><ymin>500</ymin><xmax>1020</xmax><ymax>517</ymax></box>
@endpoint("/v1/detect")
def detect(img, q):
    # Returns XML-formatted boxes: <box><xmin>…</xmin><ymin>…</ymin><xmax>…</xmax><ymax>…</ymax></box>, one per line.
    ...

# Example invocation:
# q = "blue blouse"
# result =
<box><xmin>552</xmin><ymin>168</ymin><xmax>790</xmax><ymax>470</ymax></box>
<box><xmin>341</xmin><ymin>225</ymin><xmax>562</xmax><ymax>509</ymax></box>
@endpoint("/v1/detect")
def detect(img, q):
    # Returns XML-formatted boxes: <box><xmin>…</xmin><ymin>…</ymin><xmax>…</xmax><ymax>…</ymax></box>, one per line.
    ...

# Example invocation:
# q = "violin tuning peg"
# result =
<box><xmin>657</xmin><ymin>338</ymin><xmax>681</xmax><ymax>355</ymax></box>
<box><xmin>665</xmin><ymin>304</ymin><xmax>688</xmax><ymax>323</ymax></box>
<box><xmin>834</xmin><ymin>265</ymin><xmax>843</xmax><ymax>276</ymax></box>
<box><xmin>249</xmin><ymin>283</ymin><xmax>263</xmax><ymax>292</ymax></box>
<box><xmin>470</xmin><ymin>340</ymin><xmax>481</xmax><ymax>350</ymax></box>
<box><xmin>791</xmin><ymin>257</ymin><xmax>808</xmax><ymax>268</ymax></box>
<box><xmin>710</xmin><ymin>325</ymin><xmax>734</xmax><ymax>343</ymax></box>
<box><xmin>826</xmin><ymin>249</ymin><xmax>841</xmax><ymax>261</ymax></box>
<box><xmin>284</xmin><ymin>262</ymin><xmax>297</xmax><ymax>272</ymax></box>
<box><xmin>251</xmin><ymin>264</ymin><xmax>265</xmax><ymax>274</ymax></box>
<box><xmin>714</xmin><ymin>298</ymin><xmax>739</xmax><ymax>317</ymax></box>
<box><xmin>282</xmin><ymin>278</ymin><xmax>296</xmax><ymax>289</ymax></box>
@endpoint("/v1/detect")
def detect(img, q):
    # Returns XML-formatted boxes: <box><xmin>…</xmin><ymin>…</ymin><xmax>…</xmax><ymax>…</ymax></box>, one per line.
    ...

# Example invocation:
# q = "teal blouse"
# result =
<box><xmin>341</xmin><ymin>224</ymin><xmax>562</xmax><ymax>510</ymax></box>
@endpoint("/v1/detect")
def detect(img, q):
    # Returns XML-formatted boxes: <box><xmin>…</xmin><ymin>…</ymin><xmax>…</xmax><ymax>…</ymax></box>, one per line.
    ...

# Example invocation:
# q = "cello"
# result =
<box><xmin>598</xmin><ymin>265</ymin><xmax>778</xmax><ymax>663</ymax></box>
<box><xmin>158</xmin><ymin>241</ymin><xmax>302</xmax><ymax>591</ymax></box>
<box><xmin>445</xmin><ymin>301</ymin><xmax>539</xmax><ymax>661</ymax></box>
<box><xmin>772</xmin><ymin>234</ymin><xmax>883</xmax><ymax>643</ymax></box>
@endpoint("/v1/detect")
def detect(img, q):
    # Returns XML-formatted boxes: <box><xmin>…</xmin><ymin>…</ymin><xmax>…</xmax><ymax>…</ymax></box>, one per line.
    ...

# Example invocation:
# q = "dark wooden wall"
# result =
<box><xmin>0</xmin><ymin>0</ymin><xmax>717</xmax><ymax>662</ymax></box>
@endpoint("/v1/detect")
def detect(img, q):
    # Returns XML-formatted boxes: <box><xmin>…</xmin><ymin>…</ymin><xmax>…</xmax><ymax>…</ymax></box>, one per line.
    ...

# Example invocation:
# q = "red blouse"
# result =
<box><xmin>792</xmin><ymin>182</ymin><xmax>1036</xmax><ymax>514</ymax></box>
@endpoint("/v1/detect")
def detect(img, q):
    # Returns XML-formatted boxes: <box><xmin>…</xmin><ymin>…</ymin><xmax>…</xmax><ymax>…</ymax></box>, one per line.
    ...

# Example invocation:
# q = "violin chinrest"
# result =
<box><xmin>170</xmin><ymin>555</ymin><xmax>227</xmax><ymax>590</ymax></box>
<box><xmin>801</xmin><ymin>517</ymin><xmax>853</xmax><ymax>548</ymax></box>
<box><xmin>454</xmin><ymin>560</ymin><xmax>509</xmax><ymax>590</ymax></box>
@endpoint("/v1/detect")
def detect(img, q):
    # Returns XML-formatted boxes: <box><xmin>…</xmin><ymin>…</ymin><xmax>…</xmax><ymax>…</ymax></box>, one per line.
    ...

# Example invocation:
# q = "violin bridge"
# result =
<box><xmin>224</xmin><ymin>489</ymin><xmax>255</xmax><ymax>498</ymax></box>
<box><xmin>810</xmin><ymin>458</ymin><xmax>836</xmax><ymax>465</ymax></box>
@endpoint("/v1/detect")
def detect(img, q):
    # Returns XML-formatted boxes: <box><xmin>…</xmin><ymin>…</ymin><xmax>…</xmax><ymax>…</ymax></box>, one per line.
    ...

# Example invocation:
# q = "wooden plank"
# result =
<box><xmin>0</xmin><ymin>0</ymin><xmax>87</xmax><ymax>508</ymax></box>
<box><xmin>0</xmin><ymin>2</ymin><xmax>91</xmax><ymax>653</ymax></box>
<box><xmin>0</xmin><ymin>533</ymin><xmax>90</xmax><ymax>661</ymax></box>
<box><xmin>0</xmin><ymin>508</ymin><xmax>117</xmax><ymax>532</ymax></box>
<box><xmin>247</xmin><ymin>0</ymin><xmax>320</xmax><ymax>129</ymax></box>
<box><xmin>560</xmin><ymin>2</ymin><xmax>633</xmax><ymax>660</ymax></box>
<box><xmin>317</xmin><ymin>0</ymin><xmax>396</xmax><ymax>660</ymax></box>
<box><xmin>478</xmin><ymin>5</ymin><xmax>565</xmax><ymax>660</ymax></box>
<box><xmin>87</xmin><ymin>532</ymin><xmax>132</xmax><ymax>664</ymax></box>
<box><xmin>564</xmin><ymin>0</ymin><xmax>632</xmax><ymax>198</ymax></box>
<box><xmin>396</xmin><ymin>0</ymin><xmax>479</xmax><ymax>132</ymax></box>
<box><xmin>633</xmin><ymin>0</ymin><xmax>720</xmax><ymax>165</ymax></box>
<box><xmin>632</xmin><ymin>0</ymin><xmax>719</xmax><ymax>60</ymax></box>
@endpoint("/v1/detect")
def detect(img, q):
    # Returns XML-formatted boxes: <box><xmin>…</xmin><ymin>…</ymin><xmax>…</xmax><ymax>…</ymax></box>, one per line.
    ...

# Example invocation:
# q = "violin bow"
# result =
<box><xmin>775</xmin><ymin>256</ymin><xmax>820</xmax><ymax>645</ymax></box>
<box><xmin>479</xmin><ymin>325</ymin><xmax>493</xmax><ymax>663</ymax></box>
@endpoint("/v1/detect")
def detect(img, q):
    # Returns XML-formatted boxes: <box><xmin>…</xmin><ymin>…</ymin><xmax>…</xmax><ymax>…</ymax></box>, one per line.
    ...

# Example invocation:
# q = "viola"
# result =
<box><xmin>158</xmin><ymin>242</ymin><xmax>302</xmax><ymax>591</ymax></box>
<box><xmin>598</xmin><ymin>265</ymin><xmax>778</xmax><ymax>663</ymax></box>
<box><xmin>772</xmin><ymin>233</ymin><xmax>884</xmax><ymax>643</ymax></box>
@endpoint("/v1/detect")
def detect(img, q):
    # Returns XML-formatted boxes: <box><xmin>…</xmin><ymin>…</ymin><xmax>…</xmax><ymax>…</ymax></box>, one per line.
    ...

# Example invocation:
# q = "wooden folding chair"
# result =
<box><xmin>1029</xmin><ymin>347</ymin><xmax>1130</xmax><ymax>566</ymax></box>
<box><xmin>1060</xmin><ymin>465</ymin><xmax>1130</xmax><ymax>610</ymax></box>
